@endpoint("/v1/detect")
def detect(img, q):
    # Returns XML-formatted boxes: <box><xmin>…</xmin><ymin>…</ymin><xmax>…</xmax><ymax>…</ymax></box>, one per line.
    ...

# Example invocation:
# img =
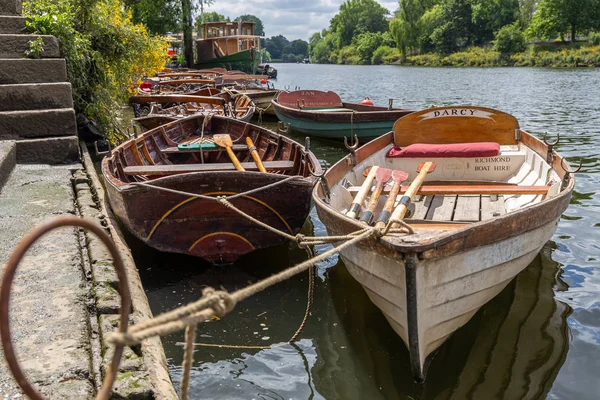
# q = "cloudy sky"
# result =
<box><xmin>209</xmin><ymin>0</ymin><xmax>399</xmax><ymax>41</ymax></box>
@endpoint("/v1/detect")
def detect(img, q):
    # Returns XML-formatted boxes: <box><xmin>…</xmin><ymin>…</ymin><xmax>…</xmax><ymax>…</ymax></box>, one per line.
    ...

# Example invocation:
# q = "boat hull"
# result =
<box><xmin>105</xmin><ymin>170</ymin><xmax>314</xmax><ymax>264</ymax></box>
<box><xmin>272</xmin><ymin>100</ymin><xmax>412</xmax><ymax>139</ymax></box>
<box><xmin>194</xmin><ymin>48</ymin><xmax>260</xmax><ymax>74</ymax></box>
<box><xmin>331</xmin><ymin>218</ymin><xmax>559</xmax><ymax>379</ymax></box>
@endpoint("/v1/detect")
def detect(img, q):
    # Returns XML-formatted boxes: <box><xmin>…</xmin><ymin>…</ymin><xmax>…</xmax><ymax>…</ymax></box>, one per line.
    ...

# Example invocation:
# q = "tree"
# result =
<box><xmin>518</xmin><ymin>0</ymin><xmax>537</xmax><ymax>27</ymax></box>
<box><xmin>196</xmin><ymin>0</ymin><xmax>215</xmax><ymax>25</ymax></box>
<box><xmin>494</xmin><ymin>22</ymin><xmax>526</xmax><ymax>54</ymax></box>
<box><xmin>181</xmin><ymin>0</ymin><xmax>194</xmax><ymax>66</ymax></box>
<box><xmin>527</xmin><ymin>0</ymin><xmax>600</xmax><ymax>41</ymax></box>
<box><xmin>235</xmin><ymin>14</ymin><xmax>265</xmax><ymax>36</ymax></box>
<box><xmin>429</xmin><ymin>0</ymin><xmax>473</xmax><ymax>52</ymax></box>
<box><xmin>123</xmin><ymin>0</ymin><xmax>181</xmax><ymax>34</ymax></box>
<box><xmin>330</xmin><ymin>0</ymin><xmax>389</xmax><ymax>47</ymax></box>
<box><xmin>264</xmin><ymin>34</ymin><xmax>289</xmax><ymax>59</ymax></box>
<box><xmin>470</xmin><ymin>0</ymin><xmax>520</xmax><ymax>43</ymax></box>
<box><xmin>196</xmin><ymin>11</ymin><xmax>228</xmax><ymax>26</ymax></box>
<box><xmin>390</xmin><ymin>0</ymin><xmax>429</xmax><ymax>58</ymax></box>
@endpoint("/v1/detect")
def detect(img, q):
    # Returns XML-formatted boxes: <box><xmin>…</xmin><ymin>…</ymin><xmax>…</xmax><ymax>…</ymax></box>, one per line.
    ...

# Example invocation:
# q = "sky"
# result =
<box><xmin>209</xmin><ymin>0</ymin><xmax>399</xmax><ymax>41</ymax></box>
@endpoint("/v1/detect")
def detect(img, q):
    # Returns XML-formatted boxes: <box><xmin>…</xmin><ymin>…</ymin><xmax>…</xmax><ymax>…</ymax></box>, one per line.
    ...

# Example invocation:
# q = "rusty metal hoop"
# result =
<box><xmin>0</xmin><ymin>216</ymin><xmax>131</xmax><ymax>400</ymax></box>
<box><xmin>344</xmin><ymin>134</ymin><xmax>359</xmax><ymax>166</ymax></box>
<box><xmin>543</xmin><ymin>132</ymin><xmax>560</xmax><ymax>164</ymax></box>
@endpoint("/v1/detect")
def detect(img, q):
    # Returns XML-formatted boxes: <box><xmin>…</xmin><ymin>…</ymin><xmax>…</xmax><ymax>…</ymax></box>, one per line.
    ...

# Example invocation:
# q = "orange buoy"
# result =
<box><xmin>260</xmin><ymin>79</ymin><xmax>267</xmax><ymax>85</ymax></box>
<box><xmin>361</xmin><ymin>96</ymin><xmax>374</xmax><ymax>106</ymax></box>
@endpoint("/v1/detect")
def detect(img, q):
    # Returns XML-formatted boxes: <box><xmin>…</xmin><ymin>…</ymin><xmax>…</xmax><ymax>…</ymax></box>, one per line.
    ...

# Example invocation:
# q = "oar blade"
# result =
<box><xmin>376</xmin><ymin>167</ymin><xmax>392</xmax><ymax>183</ymax></box>
<box><xmin>213</xmin><ymin>134</ymin><xmax>233</xmax><ymax>147</ymax></box>
<box><xmin>392</xmin><ymin>169</ymin><xmax>409</xmax><ymax>183</ymax></box>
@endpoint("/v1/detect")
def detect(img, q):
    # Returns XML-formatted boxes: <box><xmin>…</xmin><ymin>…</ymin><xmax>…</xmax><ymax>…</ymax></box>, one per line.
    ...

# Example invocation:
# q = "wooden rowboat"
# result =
<box><xmin>102</xmin><ymin>115</ymin><xmax>321</xmax><ymax>264</ymax></box>
<box><xmin>312</xmin><ymin>106</ymin><xmax>574</xmax><ymax>380</ymax></box>
<box><xmin>271</xmin><ymin>90</ymin><xmax>413</xmax><ymax>139</ymax></box>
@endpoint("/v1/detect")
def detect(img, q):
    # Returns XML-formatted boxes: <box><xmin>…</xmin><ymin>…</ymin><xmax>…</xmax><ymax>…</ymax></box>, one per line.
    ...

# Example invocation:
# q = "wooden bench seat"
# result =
<box><xmin>124</xmin><ymin>161</ymin><xmax>294</xmax><ymax>176</ymax></box>
<box><xmin>348</xmin><ymin>184</ymin><xmax>551</xmax><ymax>196</ymax></box>
<box><xmin>163</xmin><ymin>144</ymin><xmax>247</xmax><ymax>153</ymax></box>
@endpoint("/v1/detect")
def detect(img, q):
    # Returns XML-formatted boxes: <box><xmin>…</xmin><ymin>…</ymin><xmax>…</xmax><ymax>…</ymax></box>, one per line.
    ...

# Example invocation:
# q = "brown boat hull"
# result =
<box><xmin>105</xmin><ymin>170</ymin><xmax>314</xmax><ymax>264</ymax></box>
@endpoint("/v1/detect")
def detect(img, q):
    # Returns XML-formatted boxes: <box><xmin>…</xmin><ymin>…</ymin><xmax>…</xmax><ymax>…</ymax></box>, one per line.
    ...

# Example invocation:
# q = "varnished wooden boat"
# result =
<box><xmin>312</xmin><ymin>106</ymin><xmax>574</xmax><ymax>380</ymax></box>
<box><xmin>272</xmin><ymin>90</ymin><xmax>413</xmax><ymax>139</ymax></box>
<box><xmin>227</xmin><ymin>87</ymin><xmax>279</xmax><ymax>116</ymax></box>
<box><xmin>102</xmin><ymin>115</ymin><xmax>321</xmax><ymax>264</ymax></box>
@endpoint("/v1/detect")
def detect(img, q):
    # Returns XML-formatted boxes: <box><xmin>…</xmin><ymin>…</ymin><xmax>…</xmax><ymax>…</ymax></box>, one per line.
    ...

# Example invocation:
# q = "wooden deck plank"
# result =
<box><xmin>426</xmin><ymin>195</ymin><xmax>458</xmax><ymax>221</ymax></box>
<box><xmin>481</xmin><ymin>196</ymin><xmax>506</xmax><ymax>220</ymax></box>
<box><xmin>453</xmin><ymin>195</ymin><xmax>481</xmax><ymax>222</ymax></box>
<box><xmin>163</xmin><ymin>144</ymin><xmax>247</xmax><ymax>153</ymax></box>
<box><xmin>409</xmin><ymin>195</ymin><xmax>433</xmax><ymax>220</ymax></box>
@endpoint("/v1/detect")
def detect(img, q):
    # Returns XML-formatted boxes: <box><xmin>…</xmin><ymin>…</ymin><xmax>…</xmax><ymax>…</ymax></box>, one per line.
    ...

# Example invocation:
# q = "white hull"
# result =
<box><xmin>336</xmin><ymin>218</ymin><xmax>559</xmax><ymax>379</ymax></box>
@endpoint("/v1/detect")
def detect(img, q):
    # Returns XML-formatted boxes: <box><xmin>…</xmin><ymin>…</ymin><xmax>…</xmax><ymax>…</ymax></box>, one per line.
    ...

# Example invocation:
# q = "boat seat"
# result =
<box><xmin>123</xmin><ymin>161</ymin><xmax>295</xmax><ymax>176</ymax></box>
<box><xmin>163</xmin><ymin>144</ymin><xmax>247</xmax><ymax>153</ymax></box>
<box><xmin>347</xmin><ymin>184</ymin><xmax>551</xmax><ymax>196</ymax></box>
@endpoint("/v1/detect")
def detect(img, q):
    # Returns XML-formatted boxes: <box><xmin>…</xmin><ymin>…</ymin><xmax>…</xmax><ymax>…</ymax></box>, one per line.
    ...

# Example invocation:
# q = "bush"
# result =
<box><xmin>590</xmin><ymin>32</ymin><xmax>600</xmax><ymax>46</ymax></box>
<box><xmin>371</xmin><ymin>45</ymin><xmax>394</xmax><ymax>64</ymax></box>
<box><xmin>337</xmin><ymin>45</ymin><xmax>359</xmax><ymax>65</ymax></box>
<box><xmin>24</xmin><ymin>0</ymin><xmax>169</xmax><ymax>142</ymax></box>
<box><xmin>494</xmin><ymin>23</ymin><xmax>526</xmax><ymax>55</ymax></box>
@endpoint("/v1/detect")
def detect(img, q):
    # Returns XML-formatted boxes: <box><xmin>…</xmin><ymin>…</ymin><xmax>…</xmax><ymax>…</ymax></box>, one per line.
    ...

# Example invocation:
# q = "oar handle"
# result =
<box><xmin>389</xmin><ymin>162</ymin><xmax>434</xmax><ymax>227</ymax></box>
<box><xmin>225</xmin><ymin>146</ymin><xmax>245</xmax><ymax>171</ymax></box>
<box><xmin>359</xmin><ymin>181</ymin><xmax>385</xmax><ymax>225</ymax></box>
<box><xmin>346</xmin><ymin>166</ymin><xmax>379</xmax><ymax>219</ymax></box>
<box><xmin>246</xmin><ymin>137</ymin><xmax>266</xmax><ymax>173</ymax></box>
<box><xmin>375</xmin><ymin>180</ymin><xmax>402</xmax><ymax>229</ymax></box>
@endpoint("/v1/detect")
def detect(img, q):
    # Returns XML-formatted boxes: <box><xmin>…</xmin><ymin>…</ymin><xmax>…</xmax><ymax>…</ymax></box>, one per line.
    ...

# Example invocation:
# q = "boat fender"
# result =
<box><xmin>361</xmin><ymin>96</ymin><xmax>374</xmax><ymax>106</ymax></box>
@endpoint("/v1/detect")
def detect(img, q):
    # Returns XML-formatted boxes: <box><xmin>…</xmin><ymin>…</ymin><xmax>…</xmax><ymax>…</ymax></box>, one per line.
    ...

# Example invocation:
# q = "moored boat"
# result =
<box><xmin>102</xmin><ymin>115</ymin><xmax>321</xmax><ymax>264</ymax></box>
<box><xmin>272</xmin><ymin>90</ymin><xmax>413</xmax><ymax>139</ymax></box>
<box><xmin>312</xmin><ymin>106</ymin><xmax>574</xmax><ymax>380</ymax></box>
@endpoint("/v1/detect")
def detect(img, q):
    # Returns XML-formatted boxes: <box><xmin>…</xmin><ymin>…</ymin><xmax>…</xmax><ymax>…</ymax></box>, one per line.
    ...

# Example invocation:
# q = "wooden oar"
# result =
<box><xmin>387</xmin><ymin>162</ymin><xmax>437</xmax><ymax>230</ymax></box>
<box><xmin>375</xmin><ymin>169</ymin><xmax>410</xmax><ymax>229</ymax></box>
<box><xmin>359</xmin><ymin>167</ymin><xmax>392</xmax><ymax>225</ymax></box>
<box><xmin>346</xmin><ymin>166</ymin><xmax>379</xmax><ymax>219</ymax></box>
<box><xmin>246</xmin><ymin>137</ymin><xmax>267</xmax><ymax>173</ymax></box>
<box><xmin>214</xmin><ymin>134</ymin><xmax>245</xmax><ymax>171</ymax></box>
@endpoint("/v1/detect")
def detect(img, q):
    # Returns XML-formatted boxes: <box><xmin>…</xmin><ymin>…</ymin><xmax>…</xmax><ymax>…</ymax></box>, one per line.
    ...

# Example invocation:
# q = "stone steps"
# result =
<box><xmin>0</xmin><ymin>34</ymin><xmax>60</xmax><ymax>58</ymax></box>
<box><xmin>0</xmin><ymin>82</ymin><xmax>73</xmax><ymax>111</ymax></box>
<box><xmin>0</xmin><ymin>58</ymin><xmax>68</xmax><ymax>84</ymax></box>
<box><xmin>0</xmin><ymin>0</ymin><xmax>22</xmax><ymax>16</ymax></box>
<box><xmin>0</xmin><ymin>16</ymin><xmax>26</xmax><ymax>34</ymax></box>
<box><xmin>0</xmin><ymin>140</ymin><xmax>16</xmax><ymax>190</ymax></box>
<box><xmin>16</xmin><ymin>135</ymin><xmax>79</xmax><ymax>164</ymax></box>
<box><xmin>0</xmin><ymin>108</ymin><xmax>76</xmax><ymax>139</ymax></box>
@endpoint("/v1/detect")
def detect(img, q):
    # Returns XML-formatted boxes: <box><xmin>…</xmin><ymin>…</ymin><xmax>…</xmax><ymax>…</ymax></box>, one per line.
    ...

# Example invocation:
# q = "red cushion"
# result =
<box><xmin>386</xmin><ymin>142</ymin><xmax>501</xmax><ymax>158</ymax></box>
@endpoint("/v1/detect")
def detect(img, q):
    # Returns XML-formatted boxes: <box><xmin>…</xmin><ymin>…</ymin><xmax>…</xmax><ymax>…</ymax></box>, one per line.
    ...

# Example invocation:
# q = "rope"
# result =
<box><xmin>107</xmin><ymin>227</ymin><xmax>378</xmax><ymax>347</ymax></box>
<box><xmin>180</xmin><ymin>323</ymin><xmax>196</xmax><ymax>400</ymax></box>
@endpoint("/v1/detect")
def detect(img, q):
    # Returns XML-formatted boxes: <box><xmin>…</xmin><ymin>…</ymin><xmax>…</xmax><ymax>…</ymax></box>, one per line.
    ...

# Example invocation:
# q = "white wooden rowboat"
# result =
<box><xmin>312</xmin><ymin>106</ymin><xmax>575</xmax><ymax>380</ymax></box>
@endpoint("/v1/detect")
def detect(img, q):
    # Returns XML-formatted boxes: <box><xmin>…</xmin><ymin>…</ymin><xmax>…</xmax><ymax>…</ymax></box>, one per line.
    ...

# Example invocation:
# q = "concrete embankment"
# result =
<box><xmin>0</xmin><ymin>143</ymin><xmax>177</xmax><ymax>398</ymax></box>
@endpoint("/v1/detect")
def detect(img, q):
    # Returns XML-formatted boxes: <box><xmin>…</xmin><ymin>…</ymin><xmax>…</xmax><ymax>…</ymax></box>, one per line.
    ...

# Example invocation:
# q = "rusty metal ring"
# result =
<box><xmin>0</xmin><ymin>216</ymin><xmax>131</xmax><ymax>400</ymax></box>
<box><xmin>543</xmin><ymin>132</ymin><xmax>560</xmax><ymax>146</ymax></box>
<box><xmin>561</xmin><ymin>157</ymin><xmax>583</xmax><ymax>174</ymax></box>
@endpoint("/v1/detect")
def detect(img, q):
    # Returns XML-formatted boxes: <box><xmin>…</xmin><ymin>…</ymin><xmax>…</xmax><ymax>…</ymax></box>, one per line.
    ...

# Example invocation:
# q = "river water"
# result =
<box><xmin>133</xmin><ymin>64</ymin><xmax>600</xmax><ymax>399</ymax></box>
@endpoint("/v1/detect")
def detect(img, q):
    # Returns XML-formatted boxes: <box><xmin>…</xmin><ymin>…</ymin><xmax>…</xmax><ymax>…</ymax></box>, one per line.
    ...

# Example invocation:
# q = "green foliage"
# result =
<box><xmin>330</xmin><ymin>0</ymin><xmax>389</xmax><ymax>47</ymax></box>
<box><xmin>235</xmin><ymin>14</ymin><xmax>264</xmax><ymax>36</ymax></box>
<box><xmin>512</xmin><ymin>44</ymin><xmax>600</xmax><ymax>67</ymax></box>
<box><xmin>527</xmin><ymin>0</ymin><xmax>600</xmax><ymax>41</ymax></box>
<box><xmin>24</xmin><ymin>0</ymin><xmax>169</xmax><ymax>142</ymax></box>
<box><xmin>471</xmin><ymin>0</ymin><xmax>520</xmax><ymax>43</ymax></box>
<box><xmin>337</xmin><ymin>45</ymin><xmax>359</xmax><ymax>64</ymax></box>
<box><xmin>354</xmin><ymin>31</ymin><xmax>394</xmax><ymax>64</ymax></box>
<box><xmin>197</xmin><ymin>11</ymin><xmax>229</xmax><ymax>25</ymax></box>
<box><xmin>264</xmin><ymin>34</ymin><xmax>288</xmax><ymax>59</ymax></box>
<box><xmin>371</xmin><ymin>45</ymin><xmax>401</xmax><ymax>64</ymax></box>
<box><xmin>494</xmin><ymin>23</ymin><xmax>526</xmax><ymax>54</ymax></box>
<box><xmin>123</xmin><ymin>0</ymin><xmax>181</xmax><ymax>35</ymax></box>
<box><xmin>590</xmin><ymin>32</ymin><xmax>600</xmax><ymax>45</ymax></box>
<box><xmin>25</xmin><ymin>37</ymin><xmax>45</xmax><ymax>59</ymax></box>
<box><xmin>264</xmin><ymin>35</ymin><xmax>308</xmax><ymax>62</ymax></box>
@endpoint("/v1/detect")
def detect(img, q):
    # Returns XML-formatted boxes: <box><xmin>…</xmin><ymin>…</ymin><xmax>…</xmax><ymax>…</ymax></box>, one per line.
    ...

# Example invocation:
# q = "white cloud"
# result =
<box><xmin>208</xmin><ymin>0</ymin><xmax>398</xmax><ymax>41</ymax></box>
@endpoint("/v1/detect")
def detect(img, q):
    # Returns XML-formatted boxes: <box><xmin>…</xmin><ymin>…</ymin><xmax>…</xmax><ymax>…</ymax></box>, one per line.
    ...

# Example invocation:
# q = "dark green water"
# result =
<box><xmin>132</xmin><ymin>64</ymin><xmax>600</xmax><ymax>399</ymax></box>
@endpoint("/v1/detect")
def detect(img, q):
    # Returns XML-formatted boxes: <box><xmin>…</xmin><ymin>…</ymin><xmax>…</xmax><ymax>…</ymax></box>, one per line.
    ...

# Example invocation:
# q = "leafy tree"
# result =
<box><xmin>518</xmin><ymin>0</ymin><xmax>537</xmax><ymax>27</ymax></box>
<box><xmin>283</xmin><ymin>39</ymin><xmax>309</xmax><ymax>57</ymax></box>
<box><xmin>390</xmin><ymin>0</ymin><xmax>430</xmax><ymax>58</ymax></box>
<box><xmin>123</xmin><ymin>0</ymin><xmax>181</xmax><ymax>35</ymax></box>
<box><xmin>429</xmin><ymin>0</ymin><xmax>473</xmax><ymax>52</ymax></box>
<box><xmin>196</xmin><ymin>11</ymin><xmax>228</xmax><ymax>26</ymax></box>
<box><xmin>181</xmin><ymin>0</ymin><xmax>194</xmax><ymax>66</ymax></box>
<box><xmin>264</xmin><ymin>34</ymin><xmax>289</xmax><ymax>59</ymax></box>
<box><xmin>330</xmin><ymin>0</ymin><xmax>389</xmax><ymax>47</ymax></box>
<box><xmin>494</xmin><ymin>22</ymin><xmax>526</xmax><ymax>54</ymax></box>
<box><xmin>196</xmin><ymin>0</ymin><xmax>215</xmax><ymax>24</ymax></box>
<box><xmin>527</xmin><ymin>0</ymin><xmax>600</xmax><ymax>41</ymax></box>
<box><xmin>235</xmin><ymin>14</ymin><xmax>265</xmax><ymax>36</ymax></box>
<box><xmin>471</xmin><ymin>0</ymin><xmax>519</xmax><ymax>43</ymax></box>
<box><xmin>354</xmin><ymin>31</ymin><xmax>394</xmax><ymax>63</ymax></box>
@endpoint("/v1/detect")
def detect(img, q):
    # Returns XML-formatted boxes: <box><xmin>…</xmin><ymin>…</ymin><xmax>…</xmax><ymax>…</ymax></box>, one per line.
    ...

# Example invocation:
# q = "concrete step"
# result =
<box><xmin>0</xmin><ymin>140</ymin><xmax>16</xmax><ymax>189</ymax></box>
<box><xmin>0</xmin><ymin>83</ymin><xmax>74</xmax><ymax>111</ymax></box>
<box><xmin>0</xmin><ymin>34</ymin><xmax>60</xmax><ymax>58</ymax></box>
<box><xmin>16</xmin><ymin>135</ymin><xmax>79</xmax><ymax>164</ymax></box>
<box><xmin>0</xmin><ymin>16</ymin><xmax>26</xmax><ymax>34</ymax></box>
<box><xmin>0</xmin><ymin>108</ymin><xmax>77</xmax><ymax>139</ymax></box>
<box><xmin>0</xmin><ymin>0</ymin><xmax>22</xmax><ymax>16</ymax></box>
<box><xmin>0</xmin><ymin>58</ymin><xmax>68</xmax><ymax>84</ymax></box>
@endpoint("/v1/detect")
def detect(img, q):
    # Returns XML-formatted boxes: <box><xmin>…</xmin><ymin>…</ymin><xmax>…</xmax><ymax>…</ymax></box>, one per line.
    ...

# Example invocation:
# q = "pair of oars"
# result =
<box><xmin>213</xmin><ymin>134</ymin><xmax>266</xmax><ymax>172</ymax></box>
<box><xmin>346</xmin><ymin>162</ymin><xmax>437</xmax><ymax>230</ymax></box>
